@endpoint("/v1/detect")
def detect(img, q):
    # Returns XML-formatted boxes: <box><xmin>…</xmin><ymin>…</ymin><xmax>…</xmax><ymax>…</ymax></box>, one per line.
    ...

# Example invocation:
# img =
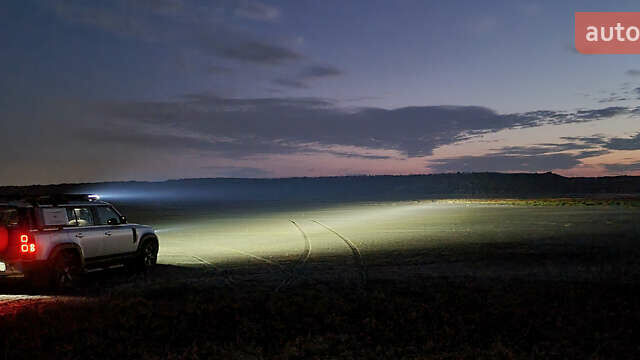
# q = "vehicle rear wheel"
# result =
<box><xmin>50</xmin><ymin>251</ymin><xmax>82</xmax><ymax>289</ymax></box>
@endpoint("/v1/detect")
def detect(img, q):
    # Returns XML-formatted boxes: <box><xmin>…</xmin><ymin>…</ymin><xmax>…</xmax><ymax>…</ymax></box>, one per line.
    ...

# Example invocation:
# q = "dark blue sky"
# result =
<box><xmin>1</xmin><ymin>0</ymin><xmax>639</xmax><ymax>184</ymax></box>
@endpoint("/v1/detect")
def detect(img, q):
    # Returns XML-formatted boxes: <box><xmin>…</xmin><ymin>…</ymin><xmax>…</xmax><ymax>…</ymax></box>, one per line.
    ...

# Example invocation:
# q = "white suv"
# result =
<box><xmin>0</xmin><ymin>194</ymin><xmax>158</xmax><ymax>288</ymax></box>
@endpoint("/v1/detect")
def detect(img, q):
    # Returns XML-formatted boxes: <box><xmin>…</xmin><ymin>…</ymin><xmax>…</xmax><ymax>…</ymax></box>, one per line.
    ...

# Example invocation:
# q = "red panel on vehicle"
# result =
<box><xmin>0</xmin><ymin>227</ymin><xmax>7</xmax><ymax>252</ymax></box>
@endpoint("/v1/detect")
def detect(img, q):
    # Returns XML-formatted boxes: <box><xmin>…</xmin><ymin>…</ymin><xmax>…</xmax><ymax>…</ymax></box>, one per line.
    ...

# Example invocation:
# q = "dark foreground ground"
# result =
<box><xmin>1</xmin><ymin>262</ymin><xmax>640</xmax><ymax>359</ymax></box>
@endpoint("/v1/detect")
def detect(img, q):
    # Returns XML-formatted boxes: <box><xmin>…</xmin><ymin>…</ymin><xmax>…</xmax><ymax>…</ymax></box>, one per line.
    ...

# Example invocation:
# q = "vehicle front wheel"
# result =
<box><xmin>134</xmin><ymin>239</ymin><xmax>158</xmax><ymax>273</ymax></box>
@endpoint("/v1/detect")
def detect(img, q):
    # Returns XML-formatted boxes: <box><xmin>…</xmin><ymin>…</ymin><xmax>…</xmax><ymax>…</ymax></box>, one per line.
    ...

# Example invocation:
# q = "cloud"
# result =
<box><xmin>598</xmin><ymin>92</ymin><xmax>630</xmax><ymax>103</ymax></box>
<box><xmin>273</xmin><ymin>65</ymin><xmax>343</xmax><ymax>89</ymax></box>
<box><xmin>502</xmin><ymin>144</ymin><xmax>610</xmax><ymax>159</ymax></box>
<box><xmin>492</xmin><ymin>143</ymin><xmax>589</xmax><ymax>156</ymax></box>
<box><xmin>575</xmin><ymin>150</ymin><xmax>610</xmax><ymax>159</ymax></box>
<box><xmin>561</xmin><ymin>135</ymin><xmax>607</xmax><ymax>146</ymax></box>
<box><xmin>573</xmin><ymin>106</ymin><xmax>629</xmax><ymax>120</ymax></box>
<box><xmin>595</xmin><ymin>85</ymin><xmax>640</xmax><ymax>103</ymax></box>
<box><xmin>605</xmin><ymin>132</ymin><xmax>640</xmax><ymax>151</ymax></box>
<box><xmin>234</xmin><ymin>0</ymin><xmax>280</xmax><ymax>21</ymax></box>
<box><xmin>49</xmin><ymin>0</ymin><xmax>184</xmax><ymax>42</ymax></box>
<box><xmin>567</xmin><ymin>132</ymin><xmax>640</xmax><ymax>151</ymax></box>
<box><xmin>625</xmin><ymin>69</ymin><xmax>640</xmax><ymax>77</ymax></box>
<box><xmin>428</xmin><ymin>153</ymin><xmax>582</xmax><ymax>173</ymax></box>
<box><xmin>199</xmin><ymin>165</ymin><xmax>272</xmax><ymax>178</ymax></box>
<box><xmin>324</xmin><ymin>152</ymin><xmax>392</xmax><ymax>160</ymax></box>
<box><xmin>217</xmin><ymin>41</ymin><xmax>301</xmax><ymax>64</ymax></box>
<box><xmin>429</xmin><ymin>139</ymin><xmax>613</xmax><ymax>173</ymax></box>
<box><xmin>272</xmin><ymin>78</ymin><xmax>309</xmax><ymax>89</ymax></box>
<box><xmin>300</xmin><ymin>65</ymin><xmax>343</xmax><ymax>78</ymax></box>
<box><xmin>135</xmin><ymin>0</ymin><xmax>185</xmax><ymax>15</ymax></box>
<box><xmin>45</xmin><ymin>0</ymin><xmax>301</xmax><ymax>65</ymax></box>
<box><xmin>603</xmin><ymin>162</ymin><xmax>640</xmax><ymax>173</ymax></box>
<box><xmin>0</xmin><ymin>94</ymin><xmax>636</xmax><ymax>184</ymax></box>
<box><xmin>80</xmin><ymin>95</ymin><xmax>635</xmax><ymax>160</ymax></box>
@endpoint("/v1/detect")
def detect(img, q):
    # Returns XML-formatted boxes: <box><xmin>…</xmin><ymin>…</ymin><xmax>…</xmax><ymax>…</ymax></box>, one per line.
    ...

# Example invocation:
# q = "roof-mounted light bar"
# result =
<box><xmin>0</xmin><ymin>193</ymin><xmax>103</xmax><ymax>204</ymax></box>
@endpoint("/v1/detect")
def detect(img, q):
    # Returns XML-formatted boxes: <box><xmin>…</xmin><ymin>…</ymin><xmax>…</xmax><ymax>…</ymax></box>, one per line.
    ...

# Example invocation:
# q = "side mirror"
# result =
<box><xmin>119</xmin><ymin>215</ymin><xmax>127</xmax><ymax>224</ymax></box>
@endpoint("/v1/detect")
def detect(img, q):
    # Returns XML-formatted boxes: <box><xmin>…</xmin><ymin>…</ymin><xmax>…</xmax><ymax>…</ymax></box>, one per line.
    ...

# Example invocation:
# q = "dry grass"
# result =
<box><xmin>1</xmin><ymin>276</ymin><xmax>639</xmax><ymax>359</ymax></box>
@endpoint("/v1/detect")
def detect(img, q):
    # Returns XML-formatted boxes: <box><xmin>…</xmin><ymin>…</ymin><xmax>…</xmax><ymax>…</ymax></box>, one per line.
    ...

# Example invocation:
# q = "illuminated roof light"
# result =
<box><xmin>87</xmin><ymin>194</ymin><xmax>101</xmax><ymax>200</ymax></box>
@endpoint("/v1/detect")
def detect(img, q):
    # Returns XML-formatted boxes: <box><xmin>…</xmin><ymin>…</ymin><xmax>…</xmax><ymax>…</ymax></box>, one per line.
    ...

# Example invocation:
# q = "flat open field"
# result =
<box><xmin>2</xmin><ymin>199</ymin><xmax>640</xmax><ymax>358</ymax></box>
<box><xmin>135</xmin><ymin>199</ymin><xmax>640</xmax><ymax>284</ymax></box>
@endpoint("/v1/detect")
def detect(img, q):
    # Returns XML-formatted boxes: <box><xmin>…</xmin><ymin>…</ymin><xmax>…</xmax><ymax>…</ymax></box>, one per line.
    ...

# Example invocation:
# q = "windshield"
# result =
<box><xmin>0</xmin><ymin>207</ymin><xmax>19</xmax><ymax>229</ymax></box>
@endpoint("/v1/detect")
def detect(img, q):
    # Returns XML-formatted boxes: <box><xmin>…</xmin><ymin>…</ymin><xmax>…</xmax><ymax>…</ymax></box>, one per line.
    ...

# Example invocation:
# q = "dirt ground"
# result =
<box><xmin>1</xmin><ymin>200</ymin><xmax>640</xmax><ymax>358</ymax></box>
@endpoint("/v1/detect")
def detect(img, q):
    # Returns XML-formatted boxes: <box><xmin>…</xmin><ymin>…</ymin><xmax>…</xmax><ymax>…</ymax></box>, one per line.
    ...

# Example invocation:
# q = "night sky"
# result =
<box><xmin>1</xmin><ymin>0</ymin><xmax>639</xmax><ymax>185</ymax></box>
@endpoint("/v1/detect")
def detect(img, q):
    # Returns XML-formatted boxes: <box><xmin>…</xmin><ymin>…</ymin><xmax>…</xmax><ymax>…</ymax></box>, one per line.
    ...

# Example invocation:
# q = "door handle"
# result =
<box><xmin>75</xmin><ymin>233</ymin><xmax>84</xmax><ymax>239</ymax></box>
<box><xmin>105</xmin><ymin>231</ymin><xmax>112</xmax><ymax>236</ymax></box>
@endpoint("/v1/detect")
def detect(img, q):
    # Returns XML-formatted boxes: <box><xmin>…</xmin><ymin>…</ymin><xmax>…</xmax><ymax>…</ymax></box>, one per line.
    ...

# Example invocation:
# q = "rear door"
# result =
<box><xmin>94</xmin><ymin>206</ymin><xmax>136</xmax><ymax>256</ymax></box>
<box><xmin>64</xmin><ymin>207</ymin><xmax>103</xmax><ymax>259</ymax></box>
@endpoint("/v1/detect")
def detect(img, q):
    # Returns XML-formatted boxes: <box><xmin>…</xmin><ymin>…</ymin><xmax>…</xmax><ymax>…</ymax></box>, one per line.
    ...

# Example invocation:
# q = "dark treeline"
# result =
<box><xmin>1</xmin><ymin>172</ymin><xmax>640</xmax><ymax>202</ymax></box>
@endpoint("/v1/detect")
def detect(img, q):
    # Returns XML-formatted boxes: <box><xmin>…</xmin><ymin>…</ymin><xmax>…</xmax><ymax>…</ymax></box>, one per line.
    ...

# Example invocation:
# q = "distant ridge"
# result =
<box><xmin>1</xmin><ymin>173</ymin><xmax>639</xmax><ymax>202</ymax></box>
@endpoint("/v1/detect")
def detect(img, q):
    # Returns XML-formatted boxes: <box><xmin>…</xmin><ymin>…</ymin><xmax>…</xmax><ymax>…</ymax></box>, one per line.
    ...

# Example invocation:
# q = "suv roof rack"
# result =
<box><xmin>0</xmin><ymin>193</ymin><xmax>101</xmax><ymax>205</ymax></box>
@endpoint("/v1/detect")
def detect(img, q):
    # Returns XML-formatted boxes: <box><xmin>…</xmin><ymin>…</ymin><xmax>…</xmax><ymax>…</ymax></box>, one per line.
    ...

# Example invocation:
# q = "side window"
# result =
<box><xmin>72</xmin><ymin>207</ymin><xmax>94</xmax><ymax>227</ymax></box>
<box><xmin>42</xmin><ymin>207</ymin><xmax>71</xmax><ymax>227</ymax></box>
<box><xmin>0</xmin><ymin>208</ymin><xmax>19</xmax><ymax>228</ymax></box>
<box><xmin>65</xmin><ymin>207</ymin><xmax>78</xmax><ymax>226</ymax></box>
<box><xmin>95</xmin><ymin>207</ymin><xmax>121</xmax><ymax>225</ymax></box>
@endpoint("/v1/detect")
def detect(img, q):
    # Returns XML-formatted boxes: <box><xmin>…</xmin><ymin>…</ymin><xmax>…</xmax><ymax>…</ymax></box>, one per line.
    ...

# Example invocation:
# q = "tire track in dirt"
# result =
<box><xmin>188</xmin><ymin>255</ymin><xmax>238</xmax><ymax>286</ymax></box>
<box><xmin>289</xmin><ymin>220</ymin><xmax>312</xmax><ymax>266</ymax></box>
<box><xmin>311</xmin><ymin>220</ymin><xmax>367</xmax><ymax>286</ymax></box>
<box><xmin>212</xmin><ymin>246</ymin><xmax>285</xmax><ymax>270</ymax></box>
<box><xmin>206</xmin><ymin>246</ymin><xmax>290</xmax><ymax>286</ymax></box>
<box><xmin>276</xmin><ymin>220</ymin><xmax>312</xmax><ymax>291</ymax></box>
<box><xmin>162</xmin><ymin>250</ymin><xmax>276</xmax><ymax>286</ymax></box>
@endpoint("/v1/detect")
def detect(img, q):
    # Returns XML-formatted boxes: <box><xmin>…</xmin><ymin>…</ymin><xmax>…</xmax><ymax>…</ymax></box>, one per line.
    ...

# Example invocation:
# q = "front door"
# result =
<box><xmin>94</xmin><ymin>206</ymin><xmax>136</xmax><ymax>256</ymax></box>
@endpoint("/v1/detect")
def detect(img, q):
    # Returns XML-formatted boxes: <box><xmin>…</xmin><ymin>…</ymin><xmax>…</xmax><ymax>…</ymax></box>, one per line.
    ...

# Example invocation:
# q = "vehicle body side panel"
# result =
<box><xmin>63</xmin><ymin>227</ymin><xmax>103</xmax><ymax>258</ymax></box>
<box><xmin>33</xmin><ymin>230</ymin><xmax>76</xmax><ymax>262</ymax></box>
<box><xmin>133</xmin><ymin>225</ymin><xmax>157</xmax><ymax>245</ymax></box>
<box><xmin>102</xmin><ymin>224</ymin><xmax>138</xmax><ymax>255</ymax></box>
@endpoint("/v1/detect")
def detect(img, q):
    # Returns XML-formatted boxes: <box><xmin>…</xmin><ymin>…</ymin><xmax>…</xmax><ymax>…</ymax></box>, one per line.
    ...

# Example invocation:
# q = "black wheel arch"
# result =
<box><xmin>48</xmin><ymin>243</ymin><xmax>84</xmax><ymax>268</ymax></box>
<box><xmin>137</xmin><ymin>234</ymin><xmax>159</xmax><ymax>253</ymax></box>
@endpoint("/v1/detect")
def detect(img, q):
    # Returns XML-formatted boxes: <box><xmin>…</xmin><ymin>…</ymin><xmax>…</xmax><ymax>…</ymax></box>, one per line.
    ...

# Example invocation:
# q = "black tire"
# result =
<box><xmin>50</xmin><ymin>250</ymin><xmax>82</xmax><ymax>290</ymax></box>
<box><xmin>134</xmin><ymin>238</ymin><xmax>158</xmax><ymax>273</ymax></box>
